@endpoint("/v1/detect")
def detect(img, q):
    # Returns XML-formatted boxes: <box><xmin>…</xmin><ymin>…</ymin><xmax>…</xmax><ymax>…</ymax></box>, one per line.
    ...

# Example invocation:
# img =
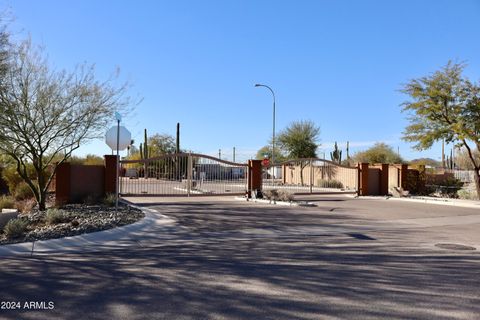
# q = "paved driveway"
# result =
<box><xmin>0</xmin><ymin>196</ymin><xmax>479</xmax><ymax>320</ymax></box>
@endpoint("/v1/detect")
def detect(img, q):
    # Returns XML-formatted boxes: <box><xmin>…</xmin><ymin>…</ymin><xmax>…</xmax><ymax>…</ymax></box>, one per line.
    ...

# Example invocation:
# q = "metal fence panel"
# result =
<box><xmin>119</xmin><ymin>153</ymin><xmax>247</xmax><ymax>196</ymax></box>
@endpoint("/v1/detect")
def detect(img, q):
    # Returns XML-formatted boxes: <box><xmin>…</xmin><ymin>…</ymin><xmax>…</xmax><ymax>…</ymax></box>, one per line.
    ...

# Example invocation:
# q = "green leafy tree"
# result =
<box><xmin>148</xmin><ymin>134</ymin><xmax>176</xmax><ymax>156</ymax></box>
<box><xmin>353</xmin><ymin>143</ymin><xmax>403</xmax><ymax>164</ymax></box>
<box><xmin>255</xmin><ymin>145</ymin><xmax>287</xmax><ymax>163</ymax></box>
<box><xmin>69</xmin><ymin>154</ymin><xmax>104</xmax><ymax>165</ymax></box>
<box><xmin>0</xmin><ymin>40</ymin><xmax>131</xmax><ymax>210</ymax></box>
<box><xmin>277</xmin><ymin>120</ymin><xmax>320</xmax><ymax>185</ymax></box>
<box><xmin>401</xmin><ymin>61</ymin><xmax>480</xmax><ymax>199</ymax></box>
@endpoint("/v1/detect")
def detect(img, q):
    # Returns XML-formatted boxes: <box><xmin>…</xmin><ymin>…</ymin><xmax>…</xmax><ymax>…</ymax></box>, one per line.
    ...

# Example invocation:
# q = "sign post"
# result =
<box><xmin>105</xmin><ymin>113</ymin><xmax>131</xmax><ymax>215</ymax></box>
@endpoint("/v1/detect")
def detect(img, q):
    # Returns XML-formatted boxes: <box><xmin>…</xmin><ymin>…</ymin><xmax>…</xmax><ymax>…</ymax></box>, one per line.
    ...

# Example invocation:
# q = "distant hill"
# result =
<box><xmin>409</xmin><ymin>158</ymin><xmax>441</xmax><ymax>167</ymax></box>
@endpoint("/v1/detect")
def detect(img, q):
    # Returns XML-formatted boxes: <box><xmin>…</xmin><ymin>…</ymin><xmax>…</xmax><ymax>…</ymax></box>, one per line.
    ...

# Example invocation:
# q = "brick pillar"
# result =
<box><xmin>400</xmin><ymin>164</ymin><xmax>408</xmax><ymax>190</ymax></box>
<box><xmin>55</xmin><ymin>162</ymin><xmax>71</xmax><ymax>205</ymax></box>
<box><xmin>104</xmin><ymin>155</ymin><xmax>118</xmax><ymax>195</ymax></box>
<box><xmin>247</xmin><ymin>160</ymin><xmax>263</xmax><ymax>198</ymax></box>
<box><xmin>380</xmin><ymin>164</ymin><xmax>389</xmax><ymax>195</ymax></box>
<box><xmin>358</xmin><ymin>163</ymin><xmax>369</xmax><ymax>196</ymax></box>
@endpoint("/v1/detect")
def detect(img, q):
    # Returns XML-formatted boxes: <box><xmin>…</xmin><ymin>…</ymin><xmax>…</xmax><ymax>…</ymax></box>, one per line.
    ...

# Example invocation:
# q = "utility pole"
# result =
<box><xmin>233</xmin><ymin>147</ymin><xmax>236</xmax><ymax>162</ymax></box>
<box><xmin>218</xmin><ymin>149</ymin><xmax>221</xmax><ymax>159</ymax></box>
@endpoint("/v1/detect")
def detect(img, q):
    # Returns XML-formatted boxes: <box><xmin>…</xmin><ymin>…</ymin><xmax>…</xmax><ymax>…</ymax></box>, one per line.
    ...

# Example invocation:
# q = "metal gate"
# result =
<box><xmin>263</xmin><ymin>158</ymin><xmax>358</xmax><ymax>194</ymax></box>
<box><xmin>119</xmin><ymin>153</ymin><xmax>248</xmax><ymax>196</ymax></box>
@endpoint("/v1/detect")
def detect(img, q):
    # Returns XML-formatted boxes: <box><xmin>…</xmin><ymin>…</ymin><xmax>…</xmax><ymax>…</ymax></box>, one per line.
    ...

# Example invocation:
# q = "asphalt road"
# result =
<box><xmin>0</xmin><ymin>196</ymin><xmax>479</xmax><ymax>320</ymax></box>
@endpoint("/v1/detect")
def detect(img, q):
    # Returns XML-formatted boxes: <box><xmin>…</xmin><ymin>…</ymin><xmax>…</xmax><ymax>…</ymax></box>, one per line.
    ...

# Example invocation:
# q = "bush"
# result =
<box><xmin>262</xmin><ymin>189</ymin><xmax>294</xmax><ymax>202</ymax></box>
<box><xmin>277</xmin><ymin>190</ymin><xmax>294</xmax><ymax>202</ymax></box>
<box><xmin>15</xmin><ymin>198</ymin><xmax>37</xmax><ymax>214</ymax></box>
<box><xmin>103</xmin><ymin>193</ymin><xmax>116</xmax><ymax>207</ymax></box>
<box><xmin>14</xmin><ymin>182</ymin><xmax>35</xmax><ymax>201</ymax></box>
<box><xmin>3</xmin><ymin>218</ymin><xmax>28</xmax><ymax>239</ymax></box>
<box><xmin>45</xmin><ymin>208</ymin><xmax>67</xmax><ymax>225</ymax></box>
<box><xmin>1</xmin><ymin>165</ymin><xmax>24</xmax><ymax>195</ymax></box>
<box><xmin>317</xmin><ymin>179</ymin><xmax>343</xmax><ymax>189</ymax></box>
<box><xmin>458</xmin><ymin>189</ymin><xmax>478</xmax><ymax>200</ymax></box>
<box><xmin>1</xmin><ymin>164</ymin><xmax>37</xmax><ymax>195</ymax></box>
<box><xmin>263</xmin><ymin>189</ymin><xmax>278</xmax><ymax>201</ymax></box>
<box><xmin>0</xmin><ymin>196</ymin><xmax>15</xmax><ymax>210</ymax></box>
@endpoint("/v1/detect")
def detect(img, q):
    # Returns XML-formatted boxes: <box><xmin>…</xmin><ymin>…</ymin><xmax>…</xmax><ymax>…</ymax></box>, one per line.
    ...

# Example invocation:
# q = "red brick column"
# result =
<box><xmin>104</xmin><ymin>155</ymin><xmax>118</xmax><ymax>195</ymax></box>
<box><xmin>358</xmin><ymin>163</ymin><xmax>369</xmax><ymax>196</ymax></box>
<box><xmin>55</xmin><ymin>162</ymin><xmax>71</xmax><ymax>205</ymax></box>
<box><xmin>380</xmin><ymin>164</ymin><xmax>389</xmax><ymax>195</ymax></box>
<box><xmin>247</xmin><ymin>160</ymin><xmax>263</xmax><ymax>198</ymax></box>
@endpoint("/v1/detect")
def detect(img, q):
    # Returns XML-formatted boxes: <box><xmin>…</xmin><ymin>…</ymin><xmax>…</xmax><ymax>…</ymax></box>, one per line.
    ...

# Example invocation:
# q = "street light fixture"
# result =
<box><xmin>255</xmin><ymin>83</ymin><xmax>276</xmax><ymax>185</ymax></box>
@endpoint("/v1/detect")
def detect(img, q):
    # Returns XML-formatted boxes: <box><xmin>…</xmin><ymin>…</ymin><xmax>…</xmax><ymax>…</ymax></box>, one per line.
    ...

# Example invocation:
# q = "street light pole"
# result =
<box><xmin>255</xmin><ymin>84</ymin><xmax>276</xmax><ymax>186</ymax></box>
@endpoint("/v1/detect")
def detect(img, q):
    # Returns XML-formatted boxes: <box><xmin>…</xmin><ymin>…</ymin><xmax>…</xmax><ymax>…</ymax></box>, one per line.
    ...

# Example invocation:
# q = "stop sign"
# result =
<box><xmin>105</xmin><ymin>126</ymin><xmax>131</xmax><ymax>151</ymax></box>
<box><xmin>262</xmin><ymin>158</ymin><xmax>270</xmax><ymax>166</ymax></box>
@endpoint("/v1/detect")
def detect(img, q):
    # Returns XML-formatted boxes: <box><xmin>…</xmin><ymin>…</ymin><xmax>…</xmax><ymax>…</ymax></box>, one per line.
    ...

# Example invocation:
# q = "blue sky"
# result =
<box><xmin>4</xmin><ymin>0</ymin><xmax>480</xmax><ymax>162</ymax></box>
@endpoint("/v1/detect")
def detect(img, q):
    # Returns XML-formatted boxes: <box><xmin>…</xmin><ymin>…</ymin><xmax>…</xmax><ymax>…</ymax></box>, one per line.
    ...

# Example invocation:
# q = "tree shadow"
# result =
<box><xmin>0</xmin><ymin>202</ymin><xmax>479</xmax><ymax>319</ymax></box>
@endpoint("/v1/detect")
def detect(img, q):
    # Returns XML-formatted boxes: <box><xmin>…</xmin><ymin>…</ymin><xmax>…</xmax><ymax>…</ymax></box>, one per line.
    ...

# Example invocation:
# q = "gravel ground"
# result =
<box><xmin>0</xmin><ymin>204</ymin><xmax>144</xmax><ymax>245</ymax></box>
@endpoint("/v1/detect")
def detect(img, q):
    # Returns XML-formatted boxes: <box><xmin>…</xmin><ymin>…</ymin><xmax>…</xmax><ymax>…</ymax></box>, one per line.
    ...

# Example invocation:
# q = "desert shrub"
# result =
<box><xmin>103</xmin><ymin>193</ymin><xmax>116</xmax><ymax>207</ymax></box>
<box><xmin>69</xmin><ymin>154</ymin><xmax>104</xmax><ymax>165</ymax></box>
<box><xmin>263</xmin><ymin>189</ymin><xmax>279</xmax><ymax>201</ymax></box>
<box><xmin>0</xmin><ymin>195</ymin><xmax>15</xmax><ymax>210</ymax></box>
<box><xmin>1</xmin><ymin>165</ymin><xmax>24</xmax><ymax>195</ymax></box>
<box><xmin>15</xmin><ymin>198</ymin><xmax>37</xmax><ymax>214</ymax></box>
<box><xmin>14</xmin><ymin>182</ymin><xmax>35</xmax><ymax>201</ymax></box>
<box><xmin>46</xmin><ymin>208</ymin><xmax>67</xmax><ymax>225</ymax></box>
<box><xmin>3</xmin><ymin>218</ymin><xmax>28</xmax><ymax>239</ymax></box>
<box><xmin>457</xmin><ymin>189</ymin><xmax>478</xmax><ymax>200</ymax></box>
<box><xmin>1</xmin><ymin>164</ymin><xmax>38</xmax><ymax>195</ymax></box>
<box><xmin>317</xmin><ymin>179</ymin><xmax>343</xmax><ymax>189</ymax></box>
<box><xmin>277</xmin><ymin>190</ymin><xmax>294</xmax><ymax>202</ymax></box>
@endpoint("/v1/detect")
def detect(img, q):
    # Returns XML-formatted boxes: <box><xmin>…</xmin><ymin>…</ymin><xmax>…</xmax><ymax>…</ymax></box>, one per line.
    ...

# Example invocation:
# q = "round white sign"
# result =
<box><xmin>105</xmin><ymin>126</ymin><xmax>132</xmax><ymax>151</ymax></box>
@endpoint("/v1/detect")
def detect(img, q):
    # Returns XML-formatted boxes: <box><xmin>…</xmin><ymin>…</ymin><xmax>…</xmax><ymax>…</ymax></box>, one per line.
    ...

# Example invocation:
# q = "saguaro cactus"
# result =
<box><xmin>330</xmin><ymin>141</ymin><xmax>342</xmax><ymax>164</ymax></box>
<box><xmin>346</xmin><ymin>141</ymin><xmax>350</xmax><ymax>161</ymax></box>
<box><xmin>143</xmin><ymin>129</ymin><xmax>149</xmax><ymax>159</ymax></box>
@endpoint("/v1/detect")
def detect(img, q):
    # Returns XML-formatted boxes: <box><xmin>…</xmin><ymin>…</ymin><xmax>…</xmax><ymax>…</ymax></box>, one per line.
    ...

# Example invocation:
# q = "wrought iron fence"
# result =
<box><xmin>119</xmin><ymin>153</ymin><xmax>248</xmax><ymax>196</ymax></box>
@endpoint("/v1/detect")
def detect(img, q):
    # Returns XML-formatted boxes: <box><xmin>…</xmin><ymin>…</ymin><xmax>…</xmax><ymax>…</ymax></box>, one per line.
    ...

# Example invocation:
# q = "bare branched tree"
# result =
<box><xmin>0</xmin><ymin>40</ymin><xmax>131</xmax><ymax>210</ymax></box>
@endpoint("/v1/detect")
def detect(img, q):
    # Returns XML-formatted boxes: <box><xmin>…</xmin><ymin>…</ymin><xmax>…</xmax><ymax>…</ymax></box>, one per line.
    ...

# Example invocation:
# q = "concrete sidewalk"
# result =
<box><xmin>347</xmin><ymin>194</ymin><xmax>480</xmax><ymax>209</ymax></box>
<box><xmin>0</xmin><ymin>206</ymin><xmax>175</xmax><ymax>257</ymax></box>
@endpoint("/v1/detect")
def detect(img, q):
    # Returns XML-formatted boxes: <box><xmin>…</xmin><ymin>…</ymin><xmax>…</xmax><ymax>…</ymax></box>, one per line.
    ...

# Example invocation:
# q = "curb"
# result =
<box><xmin>350</xmin><ymin>195</ymin><xmax>480</xmax><ymax>209</ymax></box>
<box><xmin>0</xmin><ymin>204</ymin><xmax>174</xmax><ymax>257</ymax></box>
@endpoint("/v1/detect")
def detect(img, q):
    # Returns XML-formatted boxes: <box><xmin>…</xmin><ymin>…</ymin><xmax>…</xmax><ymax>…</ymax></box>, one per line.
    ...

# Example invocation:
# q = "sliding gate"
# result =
<box><xmin>119</xmin><ymin>153</ymin><xmax>248</xmax><ymax>196</ymax></box>
<box><xmin>263</xmin><ymin>158</ymin><xmax>358</xmax><ymax>195</ymax></box>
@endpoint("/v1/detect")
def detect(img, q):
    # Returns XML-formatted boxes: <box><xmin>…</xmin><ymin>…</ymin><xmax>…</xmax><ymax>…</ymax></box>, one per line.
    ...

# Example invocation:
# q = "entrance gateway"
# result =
<box><xmin>119</xmin><ymin>154</ymin><xmax>358</xmax><ymax>197</ymax></box>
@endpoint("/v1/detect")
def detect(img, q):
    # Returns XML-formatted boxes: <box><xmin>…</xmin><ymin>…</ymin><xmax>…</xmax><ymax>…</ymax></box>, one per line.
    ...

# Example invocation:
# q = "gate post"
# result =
<box><xmin>358</xmin><ymin>163</ymin><xmax>369</xmax><ymax>196</ymax></box>
<box><xmin>247</xmin><ymin>160</ymin><xmax>262</xmax><ymax>198</ymax></box>
<box><xmin>104</xmin><ymin>155</ymin><xmax>118</xmax><ymax>195</ymax></box>
<box><xmin>380</xmin><ymin>164</ymin><xmax>389</xmax><ymax>195</ymax></box>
